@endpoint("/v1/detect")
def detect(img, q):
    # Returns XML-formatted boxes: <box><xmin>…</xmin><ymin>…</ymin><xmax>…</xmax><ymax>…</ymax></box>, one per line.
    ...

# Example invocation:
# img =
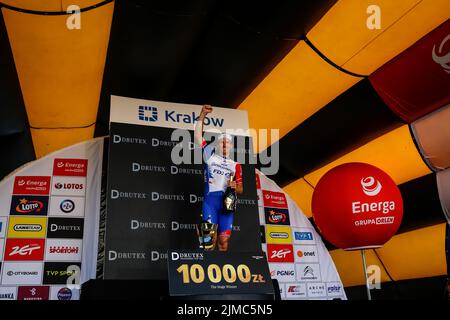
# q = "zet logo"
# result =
<box><xmin>361</xmin><ymin>176</ymin><xmax>382</xmax><ymax>196</ymax></box>
<box><xmin>138</xmin><ymin>105</ymin><xmax>158</xmax><ymax>122</ymax></box>
<box><xmin>267</xmin><ymin>244</ymin><xmax>294</xmax><ymax>263</ymax></box>
<box><xmin>5</xmin><ymin>239</ymin><xmax>45</xmax><ymax>261</ymax></box>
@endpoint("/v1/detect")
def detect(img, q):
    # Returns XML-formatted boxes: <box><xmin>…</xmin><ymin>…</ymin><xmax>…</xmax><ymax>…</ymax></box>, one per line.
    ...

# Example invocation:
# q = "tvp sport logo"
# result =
<box><xmin>138</xmin><ymin>105</ymin><xmax>158</xmax><ymax>122</ymax></box>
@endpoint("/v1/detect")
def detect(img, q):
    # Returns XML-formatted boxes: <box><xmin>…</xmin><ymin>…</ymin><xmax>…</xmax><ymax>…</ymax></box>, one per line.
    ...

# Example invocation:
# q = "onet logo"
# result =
<box><xmin>432</xmin><ymin>34</ymin><xmax>450</xmax><ymax>74</ymax></box>
<box><xmin>361</xmin><ymin>176</ymin><xmax>382</xmax><ymax>196</ymax></box>
<box><xmin>138</xmin><ymin>105</ymin><xmax>158</xmax><ymax>122</ymax></box>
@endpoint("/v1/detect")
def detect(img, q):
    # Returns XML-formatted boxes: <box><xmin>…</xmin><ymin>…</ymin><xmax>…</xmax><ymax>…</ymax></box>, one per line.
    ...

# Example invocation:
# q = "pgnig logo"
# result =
<box><xmin>138</xmin><ymin>105</ymin><xmax>158</xmax><ymax>122</ymax></box>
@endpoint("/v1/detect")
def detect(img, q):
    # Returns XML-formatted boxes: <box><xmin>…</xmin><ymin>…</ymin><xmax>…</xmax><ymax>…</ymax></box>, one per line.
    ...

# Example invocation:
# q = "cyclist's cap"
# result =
<box><xmin>217</xmin><ymin>133</ymin><xmax>233</xmax><ymax>143</ymax></box>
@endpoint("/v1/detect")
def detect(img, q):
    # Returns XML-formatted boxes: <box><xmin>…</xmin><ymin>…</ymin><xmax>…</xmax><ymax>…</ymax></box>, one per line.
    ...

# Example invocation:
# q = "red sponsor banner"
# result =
<box><xmin>17</xmin><ymin>286</ymin><xmax>49</xmax><ymax>300</ymax></box>
<box><xmin>4</xmin><ymin>238</ymin><xmax>45</xmax><ymax>261</ymax></box>
<box><xmin>256</xmin><ymin>173</ymin><xmax>261</xmax><ymax>190</ymax></box>
<box><xmin>369</xmin><ymin>20</ymin><xmax>450</xmax><ymax>123</ymax></box>
<box><xmin>13</xmin><ymin>176</ymin><xmax>51</xmax><ymax>195</ymax></box>
<box><xmin>53</xmin><ymin>159</ymin><xmax>88</xmax><ymax>177</ymax></box>
<box><xmin>262</xmin><ymin>190</ymin><xmax>288</xmax><ymax>208</ymax></box>
<box><xmin>267</xmin><ymin>244</ymin><xmax>294</xmax><ymax>263</ymax></box>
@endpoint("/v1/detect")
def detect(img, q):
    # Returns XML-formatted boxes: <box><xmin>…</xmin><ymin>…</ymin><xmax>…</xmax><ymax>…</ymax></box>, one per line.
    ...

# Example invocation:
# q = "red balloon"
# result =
<box><xmin>312</xmin><ymin>162</ymin><xmax>403</xmax><ymax>250</ymax></box>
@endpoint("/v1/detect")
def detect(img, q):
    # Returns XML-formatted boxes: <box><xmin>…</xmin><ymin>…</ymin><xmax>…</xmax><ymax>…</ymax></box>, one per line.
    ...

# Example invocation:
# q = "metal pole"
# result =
<box><xmin>361</xmin><ymin>249</ymin><xmax>372</xmax><ymax>300</ymax></box>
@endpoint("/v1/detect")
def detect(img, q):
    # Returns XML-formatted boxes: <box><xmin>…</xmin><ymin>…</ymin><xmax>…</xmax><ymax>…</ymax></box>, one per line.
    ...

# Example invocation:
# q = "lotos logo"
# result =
<box><xmin>54</xmin><ymin>183</ymin><xmax>83</xmax><ymax>190</ymax></box>
<box><xmin>138</xmin><ymin>105</ymin><xmax>158</xmax><ymax>122</ymax></box>
<box><xmin>361</xmin><ymin>177</ymin><xmax>382</xmax><ymax>196</ymax></box>
<box><xmin>15</xmin><ymin>198</ymin><xmax>44</xmax><ymax>214</ymax></box>
<box><xmin>267</xmin><ymin>244</ymin><xmax>294</xmax><ymax>263</ymax></box>
<box><xmin>432</xmin><ymin>34</ymin><xmax>450</xmax><ymax>74</ymax></box>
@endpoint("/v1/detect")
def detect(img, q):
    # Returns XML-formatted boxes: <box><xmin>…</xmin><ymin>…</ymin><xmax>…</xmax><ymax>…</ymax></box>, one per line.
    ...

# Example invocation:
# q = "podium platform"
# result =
<box><xmin>80</xmin><ymin>279</ymin><xmax>281</xmax><ymax>300</ymax></box>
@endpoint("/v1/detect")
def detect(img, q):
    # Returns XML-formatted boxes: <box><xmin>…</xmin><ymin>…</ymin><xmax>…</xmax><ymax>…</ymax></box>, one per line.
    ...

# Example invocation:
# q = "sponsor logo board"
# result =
<box><xmin>17</xmin><ymin>286</ymin><xmax>49</xmax><ymax>300</ymax></box>
<box><xmin>45</xmin><ymin>239</ymin><xmax>82</xmax><ymax>261</ymax></box>
<box><xmin>294</xmin><ymin>245</ymin><xmax>319</xmax><ymax>263</ymax></box>
<box><xmin>53</xmin><ymin>158</ymin><xmax>88</xmax><ymax>177</ymax></box>
<box><xmin>1</xmin><ymin>262</ymin><xmax>43</xmax><ymax>285</ymax></box>
<box><xmin>4</xmin><ymin>238</ymin><xmax>45</xmax><ymax>261</ymax></box>
<box><xmin>285</xmin><ymin>283</ymin><xmax>307</xmax><ymax>299</ymax></box>
<box><xmin>43</xmin><ymin>262</ymin><xmax>81</xmax><ymax>285</ymax></box>
<box><xmin>292</xmin><ymin>227</ymin><xmax>316</xmax><ymax>245</ymax></box>
<box><xmin>264</xmin><ymin>207</ymin><xmax>290</xmax><ymax>225</ymax></box>
<box><xmin>46</xmin><ymin>218</ymin><xmax>84</xmax><ymax>239</ymax></box>
<box><xmin>268</xmin><ymin>263</ymin><xmax>296</xmax><ymax>283</ymax></box>
<box><xmin>266</xmin><ymin>244</ymin><xmax>294</xmax><ymax>263</ymax></box>
<box><xmin>13</xmin><ymin>176</ymin><xmax>51</xmax><ymax>195</ymax></box>
<box><xmin>49</xmin><ymin>196</ymin><xmax>85</xmax><ymax>217</ymax></box>
<box><xmin>7</xmin><ymin>216</ymin><xmax>47</xmax><ymax>238</ymax></box>
<box><xmin>262</xmin><ymin>190</ymin><xmax>288</xmax><ymax>208</ymax></box>
<box><xmin>296</xmin><ymin>263</ymin><xmax>322</xmax><ymax>282</ymax></box>
<box><xmin>265</xmin><ymin>225</ymin><xmax>292</xmax><ymax>244</ymax></box>
<box><xmin>0</xmin><ymin>286</ymin><xmax>17</xmax><ymax>300</ymax></box>
<box><xmin>10</xmin><ymin>195</ymin><xmax>48</xmax><ymax>216</ymax></box>
<box><xmin>51</xmin><ymin>177</ymin><xmax>86</xmax><ymax>197</ymax></box>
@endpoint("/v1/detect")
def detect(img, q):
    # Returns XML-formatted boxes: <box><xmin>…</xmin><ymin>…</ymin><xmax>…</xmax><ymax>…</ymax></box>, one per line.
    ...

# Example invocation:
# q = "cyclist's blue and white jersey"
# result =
<box><xmin>201</xmin><ymin>139</ymin><xmax>242</xmax><ymax>235</ymax></box>
<box><xmin>202</xmin><ymin>139</ymin><xmax>242</xmax><ymax>195</ymax></box>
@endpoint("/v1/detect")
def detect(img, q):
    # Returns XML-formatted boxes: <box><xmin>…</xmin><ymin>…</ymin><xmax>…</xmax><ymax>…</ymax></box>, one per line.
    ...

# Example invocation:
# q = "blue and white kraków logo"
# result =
<box><xmin>138</xmin><ymin>106</ymin><xmax>158</xmax><ymax>122</ymax></box>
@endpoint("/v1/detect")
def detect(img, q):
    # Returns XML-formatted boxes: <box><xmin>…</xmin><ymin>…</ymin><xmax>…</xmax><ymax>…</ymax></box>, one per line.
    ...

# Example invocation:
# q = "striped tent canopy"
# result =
<box><xmin>0</xmin><ymin>0</ymin><xmax>449</xmax><ymax>299</ymax></box>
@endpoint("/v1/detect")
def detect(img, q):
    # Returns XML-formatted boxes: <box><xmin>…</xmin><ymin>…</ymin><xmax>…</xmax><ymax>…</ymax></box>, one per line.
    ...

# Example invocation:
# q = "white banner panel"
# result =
<box><xmin>110</xmin><ymin>95</ymin><xmax>250</xmax><ymax>134</ymax></box>
<box><xmin>0</xmin><ymin>138</ymin><xmax>104</xmax><ymax>300</ymax></box>
<box><xmin>256</xmin><ymin>169</ymin><xmax>346</xmax><ymax>300</ymax></box>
